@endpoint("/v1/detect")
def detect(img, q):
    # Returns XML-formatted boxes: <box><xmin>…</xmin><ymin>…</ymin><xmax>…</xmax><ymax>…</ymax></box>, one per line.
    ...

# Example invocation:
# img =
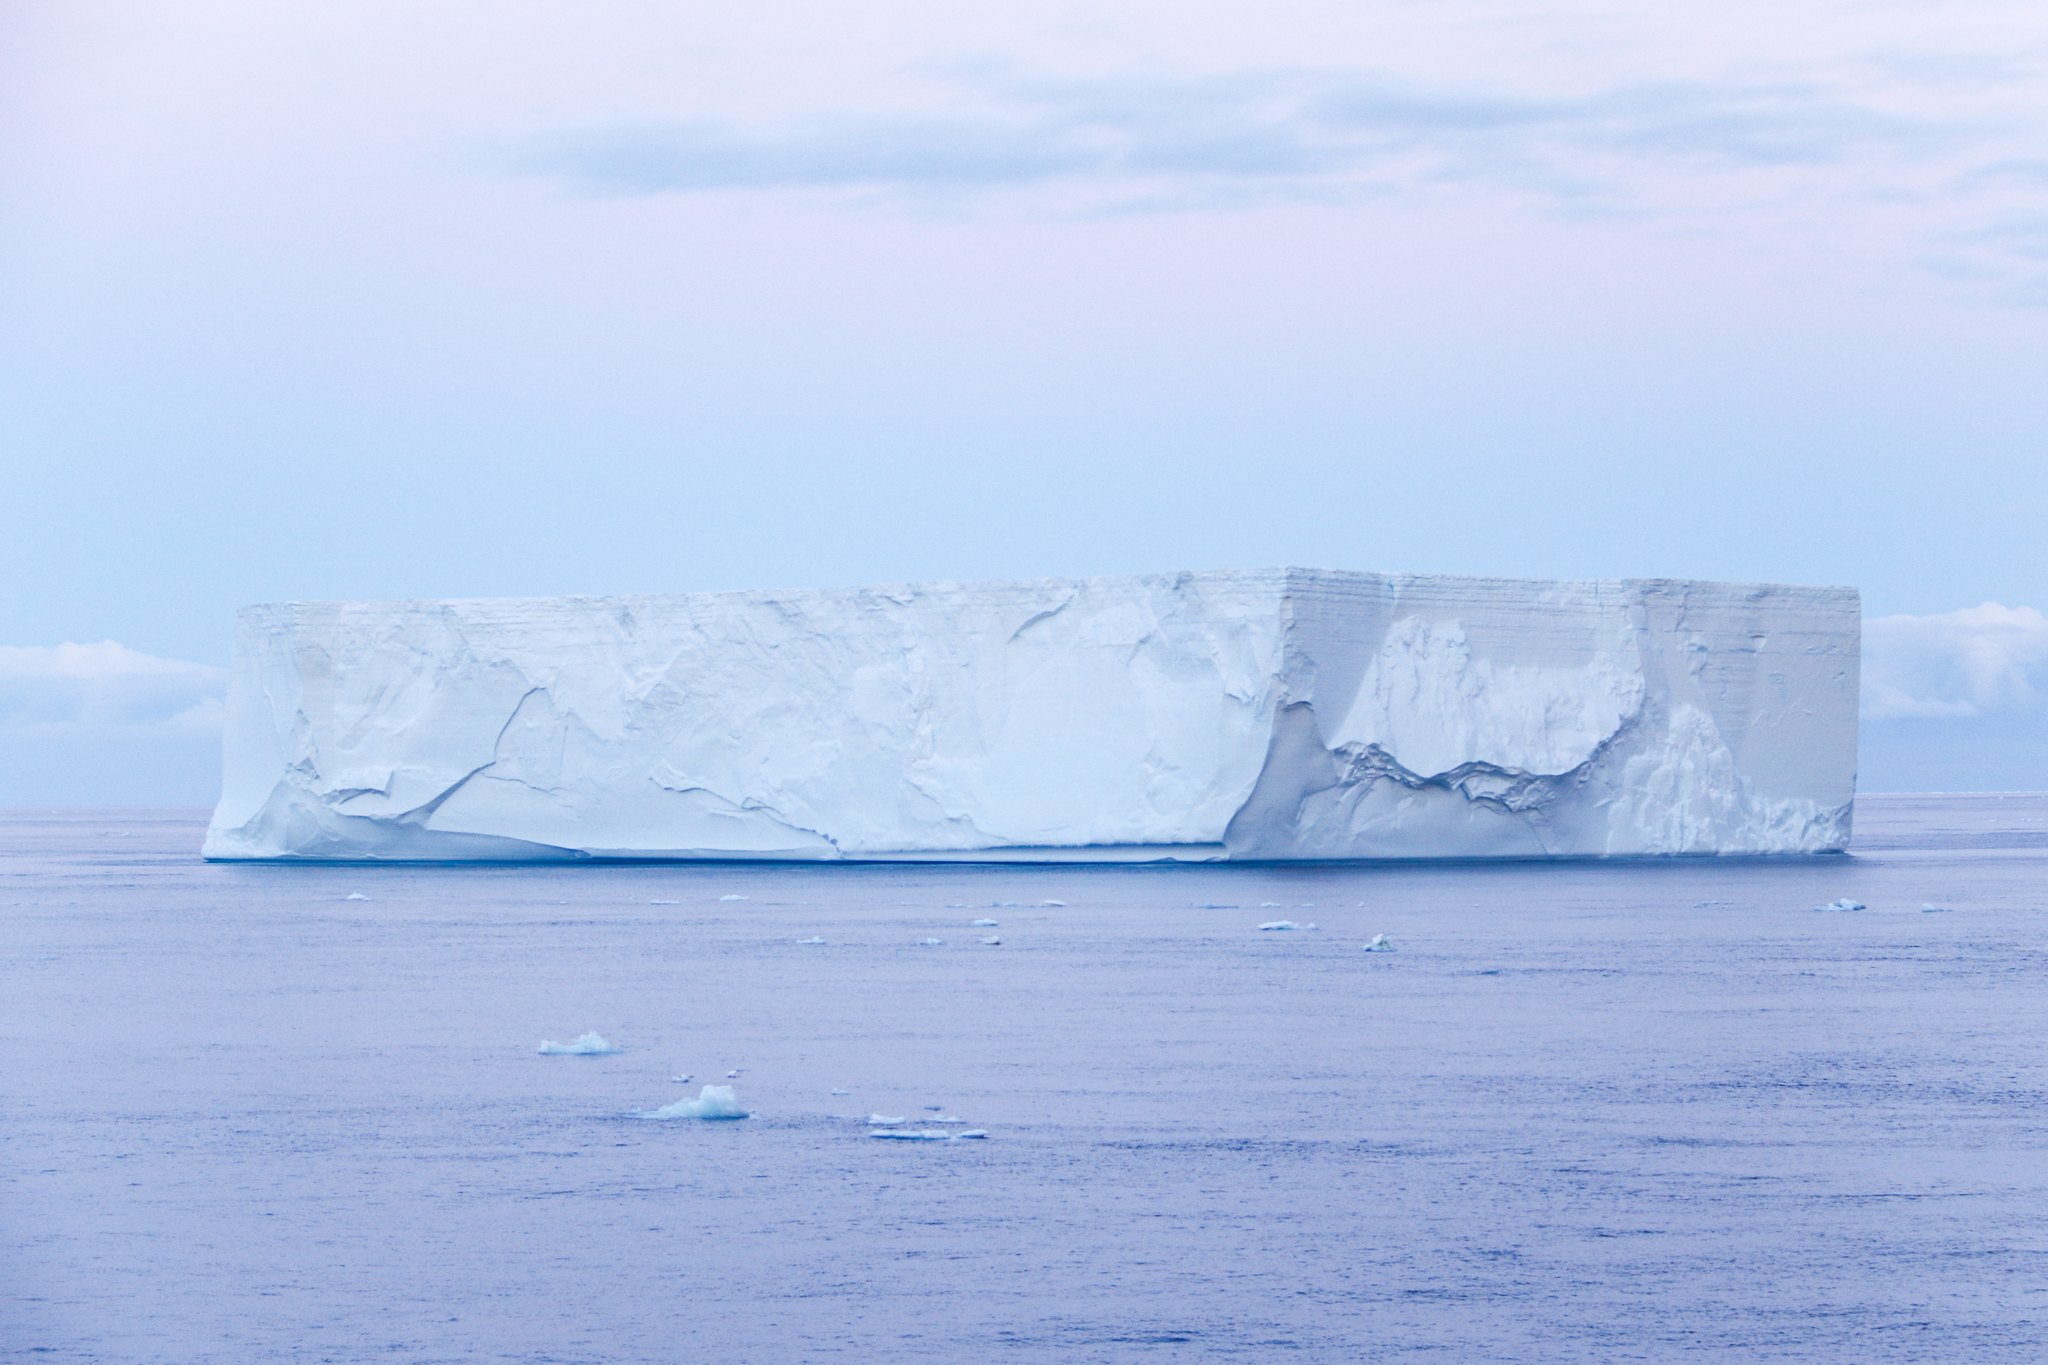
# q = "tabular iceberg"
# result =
<box><xmin>202</xmin><ymin>569</ymin><xmax>1858</xmax><ymax>862</ymax></box>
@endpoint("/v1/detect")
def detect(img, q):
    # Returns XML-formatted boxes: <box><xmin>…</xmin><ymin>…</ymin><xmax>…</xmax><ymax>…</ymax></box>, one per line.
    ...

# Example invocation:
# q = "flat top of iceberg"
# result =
<box><xmin>244</xmin><ymin>565</ymin><xmax>1858</xmax><ymax>614</ymax></box>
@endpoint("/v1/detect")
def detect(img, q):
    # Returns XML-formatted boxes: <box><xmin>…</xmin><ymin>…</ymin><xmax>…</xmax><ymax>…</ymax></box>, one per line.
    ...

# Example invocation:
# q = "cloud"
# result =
<box><xmin>0</xmin><ymin>641</ymin><xmax>227</xmax><ymax>731</ymax></box>
<box><xmin>1862</xmin><ymin>604</ymin><xmax>2048</xmax><ymax>720</ymax></box>
<box><xmin>0</xmin><ymin>643</ymin><xmax>227</xmax><ymax>805</ymax></box>
<box><xmin>505</xmin><ymin>67</ymin><xmax>1953</xmax><ymax>206</ymax></box>
<box><xmin>499</xmin><ymin>56</ymin><xmax>2048</xmax><ymax>296</ymax></box>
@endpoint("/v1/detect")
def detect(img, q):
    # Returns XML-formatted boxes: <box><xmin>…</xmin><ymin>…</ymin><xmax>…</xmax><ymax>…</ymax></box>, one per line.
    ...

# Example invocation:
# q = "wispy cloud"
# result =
<box><xmin>506</xmin><ymin>67</ymin><xmax>1955</xmax><ymax>203</ymax></box>
<box><xmin>499</xmin><ymin>58</ymin><xmax>2048</xmax><ymax>294</ymax></box>
<box><xmin>1862</xmin><ymin>604</ymin><xmax>2048</xmax><ymax>721</ymax></box>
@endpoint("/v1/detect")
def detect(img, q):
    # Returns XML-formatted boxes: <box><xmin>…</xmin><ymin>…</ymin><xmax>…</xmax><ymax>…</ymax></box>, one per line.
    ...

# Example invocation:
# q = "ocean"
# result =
<box><xmin>5</xmin><ymin>794</ymin><xmax>2046</xmax><ymax>1362</ymax></box>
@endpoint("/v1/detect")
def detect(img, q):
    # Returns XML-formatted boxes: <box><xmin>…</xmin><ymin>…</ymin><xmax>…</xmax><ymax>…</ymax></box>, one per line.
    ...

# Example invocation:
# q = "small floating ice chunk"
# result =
<box><xmin>871</xmin><ymin>1128</ymin><xmax>987</xmax><ymax>1141</ymax></box>
<box><xmin>1259</xmin><ymin>902</ymin><xmax>1284</xmax><ymax>908</ymax></box>
<box><xmin>867</xmin><ymin>1114</ymin><xmax>906</xmax><ymax>1125</ymax></box>
<box><xmin>979</xmin><ymin>936</ymin><xmax>1002</xmax><ymax>945</ymax></box>
<box><xmin>1363</xmin><ymin>934</ymin><xmax>1397</xmax><ymax>952</ymax></box>
<box><xmin>796</xmin><ymin>936</ymin><xmax>825</xmax><ymax>944</ymax></box>
<box><xmin>633</xmin><ymin>1084</ymin><xmax>749</xmax><ymax>1120</ymax></box>
<box><xmin>971</xmin><ymin>918</ymin><xmax>999</xmax><ymax>927</ymax></box>
<box><xmin>830</xmin><ymin>1088</ymin><xmax>849</xmax><ymax>1096</ymax></box>
<box><xmin>671</xmin><ymin>1074</ymin><xmax>692</xmax><ymax>1083</ymax></box>
<box><xmin>538</xmin><ymin>1032</ymin><xmax>617</xmax><ymax>1055</ymax></box>
<box><xmin>995</xmin><ymin>901</ymin><xmax>1021</xmax><ymax>907</ymax></box>
<box><xmin>718</xmin><ymin>894</ymin><xmax>748</xmax><ymax>902</ymax></box>
<box><xmin>650</xmin><ymin>899</ymin><xmax>679</xmax><ymax>905</ymax></box>
<box><xmin>1196</xmin><ymin>903</ymin><xmax>1237</xmax><ymax>910</ymax></box>
<box><xmin>1040</xmin><ymin>899</ymin><xmax>1065</xmax><ymax>907</ymax></box>
<box><xmin>344</xmin><ymin>893</ymin><xmax>368</xmax><ymax>901</ymax></box>
<box><xmin>1922</xmin><ymin>903</ymin><xmax>1952</xmax><ymax>913</ymax></box>
<box><xmin>1693</xmin><ymin>899</ymin><xmax>1731</xmax><ymax>908</ymax></box>
<box><xmin>726</xmin><ymin>1069</ymin><xmax>742</xmax><ymax>1078</ymax></box>
<box><xmin>1813</xmin><ymin>898</ymin><xmax>1865</xmax><ymax>912</ymax></box>
<box><xmin>919</xmin><ymin>938</ymin><xmax>945</xmax><ymax>946</ymax></box>
<box><xmin>1259</xmin><ymin>920</ymin><xmax>1316</xmax><ymax>931</ymax></box>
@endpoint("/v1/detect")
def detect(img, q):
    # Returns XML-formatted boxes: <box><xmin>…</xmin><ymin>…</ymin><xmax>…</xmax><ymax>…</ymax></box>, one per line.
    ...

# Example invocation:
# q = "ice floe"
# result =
<box><xmin>979</xmin><ymin>936</ymin><xmax>1002</xmax><ymax>945</ymax></box>
<box><xmin>344</xmin><ymin>893</ymin><xmax>368</xmax><ymax>901</ymax></box>
<box><xmin>1259</xmin><ymin>920</ymin><xmax>1317</xmax><ymax>931</ymax></box>
<box><xmin>1040</xmin><ymin>900</ymin><xmax>1065</xmax><ymax>907</ymax></box>
<box><xmin>1813</xmin><ymin>898</ymin><xmax>1866</xmax><ymax>912</ymax></box>
<box><xmin>1922</xmin><ymin>903</ymin><xmax>1953</xmax><ymax>913</ymax></box>
<box><xmin>971</xmin><ymin>919</ymin><xmax>999</xmax><ymax>927</ymax></box>
<box><xmin>1363</xmin><ymin>934</ymin><xmax>1397</xmax><ymax>952</ymax></box>
<box><xmin>719</xmin><ymin>894</ymin><xmax>748</xmax><ymax>902</ymax></box>
<box><xmin>867</xmin><ymin>1113</ymin><xmax>907</xmax><ymax>1125</ymax></box>
<box><xmin>796</xmin><ymin>936</ymin><xmax>825</xmax><ymax>944</ymax></box>
<box><xmin>650</xmin><ymin>899</ymin><xmax>679</xmax><ymax>905</ymax></box>
<box><xmin>919</xmin><ymin>938</ymin><xmax>945</xmax><ymax>946</ymax></box>
<box><xmin>538</xmin><ymin>1032</ymin><xmax>617</xmax><ymax>1055</ymax></box>
<box><xmin>632</xmin><ymin>1084</ymin><xmax>749</xmax><ymax>1120</ymax></box>
<box><xmin>870</xmin><ymin>1129</ymin><xmax>988</xmax><ymax>1141</ymax></box>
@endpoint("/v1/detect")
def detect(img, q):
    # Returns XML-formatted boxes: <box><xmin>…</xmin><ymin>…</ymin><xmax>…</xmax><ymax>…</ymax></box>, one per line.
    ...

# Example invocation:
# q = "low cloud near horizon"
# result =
<box><xmin>0</xmin><ymin>643</ymin><xmax>226</xmax><ymax>806</ymax></box>
<box><xmin>5</xmin><ymin>608</ymin><xmax>2042</xmax><ymax>805</ymax></box>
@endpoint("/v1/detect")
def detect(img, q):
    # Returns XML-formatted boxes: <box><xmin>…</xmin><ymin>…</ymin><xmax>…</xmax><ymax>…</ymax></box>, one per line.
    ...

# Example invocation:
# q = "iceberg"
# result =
<box><xmin>631</xmin><ymin>1084</ymin><xmax>749</xmax><ymax>1120</ymax></box>
<box><xmin>202</xmin><ymin>568</ymin><xmax>1858</xmax><ymax>862</ymax></box>
<box><xmin>538</xmin><ymin>1032</ymin><xmax>617</xmax><ymax>1055</ymax></box>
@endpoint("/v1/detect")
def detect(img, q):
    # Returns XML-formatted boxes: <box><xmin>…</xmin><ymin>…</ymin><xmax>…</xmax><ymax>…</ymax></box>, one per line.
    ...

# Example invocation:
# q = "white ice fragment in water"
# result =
<box><xmin>538</xmin><ymin>1032</ymin><xmax>617</xmax><ymax>1055</ymax></box>
<box><xmin>870</xmin><ymin>1129</ymin><xmax>988</xmax><ymax>1141</ymax></box>
<box><xmin>1259</xmin><ymin>920</ymin><xmax>1316</xmax><ymax>931</ymax></box>
<box><xmin>831</xmin><ymin>1088</ymin><xmax>849</xmax><ymax>1096</ymax></box>
<box><xmin>1922</xmin><ymin>903</ymin><xmax>1952</xmax><ymax>913</ymax></box>
<box><xmin>868</xmin><ymin>1114</ymin><xmax>907</xmax><ymax>1125</ymax></box>
<box><xmin>979</xmin><ymin>936</ymin><xmax>1002</xmax><ymax>945</ymax></box>
<box><xmin>726</xmin><ymin>1069</ymin><xmax>742</xmax><ymax>1078</ymax></box>
<box><xmin>1040</xmin><ymin>899</ymin><xmax>1065</xmax><ymax>907</ymax></box>
<box><xmin>671</xmin><ymin>1074</ymin><xmax>692</xmax><ymax>1083</ymax></box>
<box><xmin>1363</xmin><ymin>934</ymin><xmax>1397</xmax><ymax>952</ymax></box>
<box><xmin>344</xmin><ymin>893</ymin><xmax>368</xmax><ymax>901</ymax></box>
<box><xmin>1260</xmin><ymin>902</ymin><xmax>1283</xmax><ymax>908</ymax></box>
<box><xmin>650</xmin><ymin>899</ymin><xmax>679</xmax><ymax>905</ymax></box>
<box><xmin>633</xmin><ymin>1084</ymin><xmax>749</xmax><ymax>1120</ymax></box>
<box><xmin>995</xmin><ymin>901</ymin><xmax>1021</xmax><ymax>907</ymax></box>
<box><xmin>1813</xmin><ymin>898</ymin><xmax>1865</xmax><ymax>912</ymax></box>
<box><xmin>920</xmin><ymin>938</ymin><xmax>945</xmax><ymax>946</ymax></box>
<box><xmin>971</xmin><ymin>918</ymin><xmax>999</xmax><ymax>927</ymax></box>
<box><xmin>719</xmin><ymin>894</ymin><xmax>748</xmax><ymax>902</ymax></box>
<box><xmin>796</xmin><ymin>936</ymin><xmax>825</xmax><ymax>944</ymax></box>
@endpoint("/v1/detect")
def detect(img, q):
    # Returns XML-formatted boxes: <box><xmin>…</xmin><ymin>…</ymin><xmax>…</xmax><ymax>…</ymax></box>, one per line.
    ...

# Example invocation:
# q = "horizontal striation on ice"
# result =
<box><xmin>201</xmin><ymin>568</ymin><xmax>1859</xmax><ymax>862</ymax></box>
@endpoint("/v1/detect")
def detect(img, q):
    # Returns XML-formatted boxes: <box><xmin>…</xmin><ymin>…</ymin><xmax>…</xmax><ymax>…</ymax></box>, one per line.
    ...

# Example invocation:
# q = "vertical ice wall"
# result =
<box><xmin>203</xmin><ymin>569</ymin><xmax>1858</xmax><ymax>861</ymax></box>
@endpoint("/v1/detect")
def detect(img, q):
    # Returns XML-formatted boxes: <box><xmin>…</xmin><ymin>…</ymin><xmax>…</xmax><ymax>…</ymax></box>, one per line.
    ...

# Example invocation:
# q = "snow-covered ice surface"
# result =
<box><xmin>8</xmin><ymin>795</ymin><xmax>2048</xmax><ymax>1363</ymax></box>
<box><xmin>201</xmin><ymin>570</ymin><xmax>1859</xmax><ymax>862</ymax></box>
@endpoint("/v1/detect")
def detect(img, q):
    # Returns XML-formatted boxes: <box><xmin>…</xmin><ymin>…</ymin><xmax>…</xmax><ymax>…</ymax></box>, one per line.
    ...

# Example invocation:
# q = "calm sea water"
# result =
<box><xmin>5</xmin><ymin>795</ymin><xmax>2047</xmax><ymax>1363</ymax></box>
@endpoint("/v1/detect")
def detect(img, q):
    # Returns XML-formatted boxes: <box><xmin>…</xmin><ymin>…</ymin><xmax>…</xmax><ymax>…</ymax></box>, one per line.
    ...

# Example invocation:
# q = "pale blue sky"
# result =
<box><xmin>4</xmin><ymin>0</ymin><xmax>2045</xmax><ymax>799</ymax></box>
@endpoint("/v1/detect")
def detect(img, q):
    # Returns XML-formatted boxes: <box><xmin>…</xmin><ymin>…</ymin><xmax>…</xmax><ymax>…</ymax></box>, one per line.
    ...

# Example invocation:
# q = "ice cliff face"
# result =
<box><xmin>202</xmin><ymin>569</ymin><xmax>1858</xmax><ymax>861</ymax></box>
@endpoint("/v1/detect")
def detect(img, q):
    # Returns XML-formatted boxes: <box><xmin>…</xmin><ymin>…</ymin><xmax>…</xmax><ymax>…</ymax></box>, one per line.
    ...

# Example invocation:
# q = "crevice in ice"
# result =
<box><xmin>1008</xmin><ymin>596</ymin><xmax>1075</xmax><ymax>642</ymax></box>
<box><xmin>1325</xmin><ymin>738</ymin><xmax>1605</xmax><ymax>816</ymax></box>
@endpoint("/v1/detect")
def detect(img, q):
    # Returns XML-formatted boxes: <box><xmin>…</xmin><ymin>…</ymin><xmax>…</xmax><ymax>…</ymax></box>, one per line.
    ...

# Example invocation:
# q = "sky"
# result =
<box><xmin>3</xmin><ymin>0</ymin><xmax>2045</xmax><ymax>802</ymax></box>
